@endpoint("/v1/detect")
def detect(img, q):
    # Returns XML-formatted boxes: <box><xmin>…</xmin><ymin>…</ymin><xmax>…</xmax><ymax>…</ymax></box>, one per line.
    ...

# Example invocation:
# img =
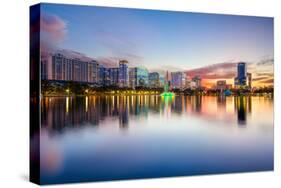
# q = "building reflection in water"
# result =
<box><xmin>193</xmin><ymin>95</ymin><xmax>202</xmax><ymax>113</ymax></box>
<box><xmin>234</xmin><ymin>96</ymin><xmax>252</xmax><ymax>126</ymax></box>
<box><xmin>119</xmin><ymin>96</ymin><xmax>129</xmax><ymax>129</ymax></box>
<box><xmin>41</xmin><ymin>95</ymin><xmax>256</xmax><ymax>132</ymax></box>
<box><xmin>217</xmin><ymin>95</ymin><xmax>226</xmax><ymax>112</ymax></box>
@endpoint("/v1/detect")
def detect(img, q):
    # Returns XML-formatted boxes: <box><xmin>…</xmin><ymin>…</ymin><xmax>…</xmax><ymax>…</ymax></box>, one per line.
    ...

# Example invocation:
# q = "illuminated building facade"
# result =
<box><xmin>108</xmin><ymin>68</ymin><xmax>119</xmax><ymax>86</ymax></box>
<box><xmin>118</xmin><ymin>60</ymin><xmax>129</xmax><ymax>87</ymax></box>
<box><xmin>234</xmin><ymin>62</ymin><xmax>247</xmax><ymax>87</ymax></box>
<box><xmin>171</xmin><ymin>72</ymin><xmax>186</xmax><ymax>89</ymax></box>
<box><xmin>88</xmin><ymin>60</ymin><xmax>99</xmax><ymax>84</ymax></box>
<box><xmin>148</xmin><ymin>72</ymin><xmax>160</xmax><ymax>88</ymax></box>
<box><xmin>129</xmin><ymin>67</ymin><xmax>149</xmax><ymax>88</ymax></box>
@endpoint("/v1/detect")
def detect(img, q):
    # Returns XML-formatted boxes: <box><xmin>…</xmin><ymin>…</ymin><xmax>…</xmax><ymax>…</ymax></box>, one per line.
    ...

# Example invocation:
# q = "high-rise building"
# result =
<box><xmin>109</xmin><ymin>68</ymin><xmax>119</xmax><ymax>86</ymax></box>
<box><xmin>88</xmin><ymin>60</ymin><xmax>99</xmax><ymax>84</ymax></box>
<box><xmin>118</xmin><ymin>60</ymin><xmax>129</xmax><ymax>87</ymax></box>
<box><xmin>72</xmin><ymin>58</ymin><xmax>82</xmax><ymax>82</ymax></box>
<box><xmin>50</xmin><ymin>53</ymin><xmax>74</xmax><ymax>81</ymax></box>
<box><xmin>80</xmin><ymin>61</ymin><xmax>89</xmax><ymax>82</ymax></box>
<box><xmin>51</xmin><ymin>53</ymin><xmax>64</xmax><ymax>80</ymax></box>
<box><xmin>129</xmin><ymin>68</ymin><xmax>136</xmax><ymax>89</ymax></box>
<box><xmin>148</xmin><ymin>72</ymin><xmax>160</xmax><ymax>88</ymax></box>
<box><xmin>62</xmin><ymin>57</ymin><xmax>73</xmax><ymax>81</ymax></box>
<box><xmin>171</xmin><ymin>72</ymin><xmax>184</xmax><ymax>89</ymax></box>
<box><xmin>247</xmin><ymin>73</ymin><xmax>252</xmax><ymax>89</ymax></box>
<box><xmin>234</xmin><ymin>62</ymin><xmax>247</xmax><ymax>87</ymax></box>
<box><xmin>159</xmin><ymin>74</ymin><xmax>165</xmax><ymax>87</ymax></box>
<box><xmin>43</xmin><ymin>53</ymin><xmax>104</xmax><ymax>83</ymax></box>
<box><xmin>41</xmin><ymin>55</ymin><xmax>52</xmax><ymax>80</ymax></box>
<box><xmin>98</xmin><ymin>65</ymin><xmax>110</xmax><ymax>86</ymax></box>
<box><xmin>238</xmin><ymin>62</ymin><xmax>246</xmax><ymax>78</ymax></box>
<box><xmin>129</xmin><ymin>67</ymin><xmax>149</xmax><ymax>88</ymax></box>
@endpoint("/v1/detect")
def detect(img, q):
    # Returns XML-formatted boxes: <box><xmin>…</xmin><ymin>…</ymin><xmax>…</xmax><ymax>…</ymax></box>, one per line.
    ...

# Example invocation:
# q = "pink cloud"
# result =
<box><xmin>41</xmin><ymin>12</ymin><xmax>67</xmax><ymax>41</ymax></box>
<box><xmin>97</xmin><ymin>55</ymin><xmax>143</xmax><ymax>68</ymax></box>
<box><xmin>183</xmin><ymin>59</ymin><xmax>274</xmax><ymax>87</ymax></box>
<box><xmin>40</xmin><ymin>12</ymin><xmax>67</xmax><ymax>54</ymax></box>
<box><xmin>96</xmin><ymin>57</ymin><xmax>118</xmax><ymax>67</ymax></box>
<box><xmin>185</xmin><ymin>62</ymin><xmax>237</xmax><ymax>79</ymax></box>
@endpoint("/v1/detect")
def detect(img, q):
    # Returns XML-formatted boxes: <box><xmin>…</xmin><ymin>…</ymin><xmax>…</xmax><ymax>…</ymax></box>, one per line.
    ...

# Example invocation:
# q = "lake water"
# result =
<box><xmin>40</xmin><ymin>95</ymin><xmax>273</xmax><ymax>184</ymax></box>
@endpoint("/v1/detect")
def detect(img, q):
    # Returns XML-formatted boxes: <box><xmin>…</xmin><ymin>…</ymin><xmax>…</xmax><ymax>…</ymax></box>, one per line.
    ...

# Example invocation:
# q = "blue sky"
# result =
<box><xmin>40</xmin><ymin>3</ymin><xmax>274</xmax><ymax>87</ymax></box>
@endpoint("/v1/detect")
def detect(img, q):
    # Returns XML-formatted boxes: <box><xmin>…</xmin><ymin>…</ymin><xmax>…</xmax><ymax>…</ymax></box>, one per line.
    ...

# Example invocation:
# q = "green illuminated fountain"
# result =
<box><xmin>160</xmin><ymin>71</ymin><xmax>175</xmax><ymax>97</ymax></box>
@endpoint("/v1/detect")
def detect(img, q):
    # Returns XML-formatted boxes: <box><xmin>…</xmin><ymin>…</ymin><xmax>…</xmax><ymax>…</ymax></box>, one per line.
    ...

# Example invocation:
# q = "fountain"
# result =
<box><xmin>160</xmin><ymin>71</ymin><xmax>175</xmax><ymax>97</ymax></box>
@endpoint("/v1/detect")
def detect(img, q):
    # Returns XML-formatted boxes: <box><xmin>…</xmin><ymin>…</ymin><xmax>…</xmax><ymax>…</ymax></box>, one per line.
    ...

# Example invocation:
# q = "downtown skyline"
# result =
<box><xmin>39</xmin><ymin>3</ymin><xmax>274</xmax><ymax>88</ymax></box>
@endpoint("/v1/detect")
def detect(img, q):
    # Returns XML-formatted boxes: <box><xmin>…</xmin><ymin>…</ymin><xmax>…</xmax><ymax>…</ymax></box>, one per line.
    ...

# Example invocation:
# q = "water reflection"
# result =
<box><xmin>234</xmin><ymin>96</ymin><xmax>252</xmax><ymax>125</ymax></box>
<box><xmin>40</xmin><ymin>95</ymin><xmax>273</xmax><ymax>184</ymax></box>
<box><xmin>41</xmin><ymin>95</ymin><xmax>272</xmax><ymax>132</ymax></box>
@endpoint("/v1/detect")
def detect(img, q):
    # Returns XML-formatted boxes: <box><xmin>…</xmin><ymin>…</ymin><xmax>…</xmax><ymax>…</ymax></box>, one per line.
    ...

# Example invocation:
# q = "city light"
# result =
<box><xmin>41</xmin><ymin>54</ymin><xmax>273</xmax><ymax>97</ymax></box>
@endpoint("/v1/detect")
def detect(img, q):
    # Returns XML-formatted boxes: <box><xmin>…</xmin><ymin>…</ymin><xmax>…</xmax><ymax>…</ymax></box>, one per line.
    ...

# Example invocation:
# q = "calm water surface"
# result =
<box><xmin>40</xmin><ymin>95</ymin><xmax>273</xmax><ymax>184</ymax></box>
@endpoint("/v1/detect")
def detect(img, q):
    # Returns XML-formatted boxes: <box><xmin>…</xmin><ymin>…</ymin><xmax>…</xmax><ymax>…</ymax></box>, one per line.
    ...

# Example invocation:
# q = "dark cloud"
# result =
<box><xmin>56</xmin><ymin>49</ymin><xmax>93</xmax><ymax>62</ymax></box>
<box><xmin>257</xmin><ymin>57</ymin><xmax>274</xmax><ymax>66</ymax></box>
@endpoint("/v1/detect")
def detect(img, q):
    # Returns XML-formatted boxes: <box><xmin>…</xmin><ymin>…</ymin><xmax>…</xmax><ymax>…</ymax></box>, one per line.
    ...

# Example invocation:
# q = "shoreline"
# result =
<box><xmin>41</xmin><ymin>93</ymin><xmax>273</xmax><ymax>97</ymax></box>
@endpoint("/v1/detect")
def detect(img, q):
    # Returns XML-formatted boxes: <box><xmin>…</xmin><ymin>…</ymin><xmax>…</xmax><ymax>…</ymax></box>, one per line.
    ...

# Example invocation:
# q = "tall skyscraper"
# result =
<box><xmin>118</xmin><ymin>60</ymin><xmax>129</xmax><ymax>87</ymax></box>
<box><xmin>62</xmin><ymin>57</ymin><xmax>73</xmax><ymax>81</ymax></box>
<box><xmin>81</xmin><ymin>61</ymin><xmax>89</xmax><ymax>82</ymax></box>
<box><xmin>98</xmin><ymin>65</ymin><xmax>110</xmax><ymax>86</ymax></box>
<box><xmin>159</xmin><ymin>74</ymin><xmax>165</xmax><ymax>87</ymax></box>
<box><xmin>109</xmin><ymin>68</ymin><xmax>119</xmax><ymax>86</ymax></box>
<box><xmin>238</xmin><ymin>62</ymin><xmax>246</xmax><ymax>78</ymax></box>
<box><xmin>129</xmin><ymin>68</ymin><xmax>136</xmax><ymax>89</ymax></box>
<box><xmin>235</xmin><ymin>62</ymin><xmax>247</xmax><ymax>87</ymax></box>
<box><xmin>171</xmin><ymin>72</ymin><xmax>184</xmax><ymax>89</ymax></box>
<box><xmin>72</xmin><ymin>58</ymin><xmax>82</xmax><ymax>82</ymax></box>
<box><xmin>148</xmin><ymin>72</ymin><xmax>160</xmax><ymax>88</ymax></box>
<box><xmin>88</xmin><ymin>60</ymin><xmax>99</xmax><ymax>84</ymax></box>
<box><xmin>129</xmin><ymin>67</ymin><xmax>149</xmax><ymax>88</ymax></box>
<box><xmin>50</xmin><ymin>53</ymin><xmax>74</xmax><ymax>81</ymax></box>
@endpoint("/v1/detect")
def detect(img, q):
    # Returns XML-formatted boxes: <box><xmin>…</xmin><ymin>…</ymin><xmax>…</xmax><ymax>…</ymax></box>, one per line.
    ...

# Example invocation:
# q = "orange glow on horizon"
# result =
<box><xmin>201</xmin><ymin>78</ymin><xmax>273</xmax><ymax>88</ymax></box>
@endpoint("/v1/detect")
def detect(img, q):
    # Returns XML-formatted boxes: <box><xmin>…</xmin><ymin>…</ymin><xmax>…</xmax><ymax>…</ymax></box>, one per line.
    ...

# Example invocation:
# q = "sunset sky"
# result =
<box><xmin>40</xmin><ymin>3</ymin><xmax>274</xmax><ymax>88</ymax></box>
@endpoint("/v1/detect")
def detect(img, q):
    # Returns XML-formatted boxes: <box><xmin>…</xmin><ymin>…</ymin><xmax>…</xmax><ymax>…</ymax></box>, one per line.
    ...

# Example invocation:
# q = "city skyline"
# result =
<box><xmin>40</xmin><ymin>3</ymin><xmax>274</xmax><ymax>88</ymax></box>
<box><xmin>42</xmin><ymin>51</ymin><xmax>272</xmax><ymax>89</ymax></box>
<box><xmin>31</xmin><ymin>4</ymin><xmax>274</xmax><ymax>185</ymax></box>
